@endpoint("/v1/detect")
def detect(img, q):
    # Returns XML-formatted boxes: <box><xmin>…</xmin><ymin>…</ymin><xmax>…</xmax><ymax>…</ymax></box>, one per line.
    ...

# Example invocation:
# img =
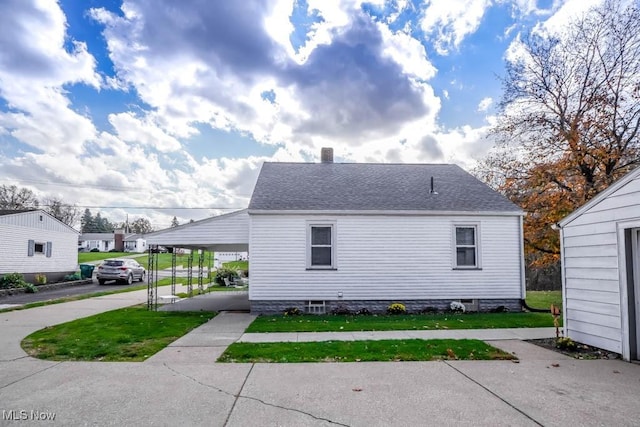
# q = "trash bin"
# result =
<box><xmin>79</xmin><ymin>264</ymin><xmax>95</xmax><ymax>279</ymax></box>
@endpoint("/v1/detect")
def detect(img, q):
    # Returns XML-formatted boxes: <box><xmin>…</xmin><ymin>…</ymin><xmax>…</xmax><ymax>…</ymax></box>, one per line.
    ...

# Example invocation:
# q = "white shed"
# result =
<box><xmin>0</xmin><ymin>209</ymin><xmax>79</xmax><ymax>282</ymax></box>
<box><xmin>558</xmin><ymin>167</ymin><xmax>640</xmax><ymax>361</ymax></box>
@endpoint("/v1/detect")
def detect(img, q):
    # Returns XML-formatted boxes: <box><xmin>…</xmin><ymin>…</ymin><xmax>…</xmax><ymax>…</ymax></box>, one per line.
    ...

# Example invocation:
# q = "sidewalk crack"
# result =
<box><xmin>0</xmin><ymin>361</ymin><xmax>62</xmax><ymax>391</ymax></box>
<box><xmin>163</xmin><ymin>363</ymin><xmax>350</xmax><ymax>426</ymax></box>
<box><xmin>443</xmin><ymin>361</ymin><xmax>543</xmax><ymax>426</ymax></box>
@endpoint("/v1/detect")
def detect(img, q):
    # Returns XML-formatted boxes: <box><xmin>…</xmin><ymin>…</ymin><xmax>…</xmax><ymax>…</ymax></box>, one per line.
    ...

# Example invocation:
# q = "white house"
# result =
<box><xmin>558</xmin><ymin>167</ymin><xmax>640</xmax><ymax>361</ymax></box>
<box><xmin>78</xmin><ymin>233</ymin><xmax>115</xmax><ymax>252</ymax></box>
<box><xmin>0</xmin><ymin>209</ymin><xmax>79</xmax><ymax>282</ymax></box>
<box><xmin>124</xmin><ymin>234</ymin><xmax>147</xmax><ymax>253</ymax></box>
<box><xmin>147</xmin><ymin>148</ymin><xmax>526</xmax><ymax>314</ymax></box>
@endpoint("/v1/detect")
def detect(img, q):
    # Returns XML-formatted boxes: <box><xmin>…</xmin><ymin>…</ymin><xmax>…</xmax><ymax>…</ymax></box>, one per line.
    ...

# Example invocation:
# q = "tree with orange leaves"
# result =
<box><xmin>477</xmin><ymin>0</ymin><xmax>640</xmax><ymax>269</ymax></box>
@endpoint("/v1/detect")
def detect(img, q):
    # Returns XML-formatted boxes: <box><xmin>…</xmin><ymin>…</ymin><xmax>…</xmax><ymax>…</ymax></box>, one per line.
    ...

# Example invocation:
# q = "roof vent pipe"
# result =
<box><xmin>430</xmin><ymin>176</ymin><xmax>438</xmax><ymax>195</ymax></box>
<box><xmin>321</xmin><ymin>147</ymin><xmax>334</xmax><ymax>163</ymax></box>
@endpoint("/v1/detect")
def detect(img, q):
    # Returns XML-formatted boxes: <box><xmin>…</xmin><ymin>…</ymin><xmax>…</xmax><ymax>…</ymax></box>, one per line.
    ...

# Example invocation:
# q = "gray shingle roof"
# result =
<box><xmin>249</xmin><ymin>162</ymin><xmax>521</xmax><ymax>212</ymax></box>
<box><xmin>0</xmin><ymin>209</ymin><xmax>36</xmax><ymax>216</ymax></box>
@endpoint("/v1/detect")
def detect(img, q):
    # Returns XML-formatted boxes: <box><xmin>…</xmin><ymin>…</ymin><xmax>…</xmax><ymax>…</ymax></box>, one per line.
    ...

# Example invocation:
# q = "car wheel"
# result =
<box><xmin>139</xmin><ymin>271</ymin><xmax>146</xmax><ymax>282</ymax></box>
<box><xmin>126</xmin><ymin>274</ymin><xmax>133</xmax><ymax>286</ymax></box>
<box><xmin>98</xmin><ymin>279</ymin><xmax>106</xmax><ymax>286</ymax></box>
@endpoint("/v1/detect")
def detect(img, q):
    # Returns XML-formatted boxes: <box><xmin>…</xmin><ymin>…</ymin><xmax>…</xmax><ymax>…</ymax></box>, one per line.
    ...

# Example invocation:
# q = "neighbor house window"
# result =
<box><xmin>454</xmin><ymin>225</ymin><xmax>480</xmax><ymax>268</ymax></box>
<box><xmin>307</xmin><ymin>223</ymin><xmax>336</xmax><ymax>269</ymax></box>
<box><xmin>28</xmin><ymin>240</ymin><xmax>52</xmax><ymax>257</ymax></box>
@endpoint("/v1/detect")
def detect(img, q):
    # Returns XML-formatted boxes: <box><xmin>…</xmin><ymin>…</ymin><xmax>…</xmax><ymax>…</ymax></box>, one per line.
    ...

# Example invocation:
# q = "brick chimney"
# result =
<box><xmin>321</xmin><ymin>147</ymin><xmax>333</xmax><ymax>163</ymax></box>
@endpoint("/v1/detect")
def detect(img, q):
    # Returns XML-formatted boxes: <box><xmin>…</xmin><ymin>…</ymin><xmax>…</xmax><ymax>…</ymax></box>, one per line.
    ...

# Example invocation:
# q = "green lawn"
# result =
<box><xmin>78</xmin><ymin>252</ymin><xmax>128</xmax><ymax>263</ymax></box>
<box><xmin>222</xmin><ymin>260</ymin><xmax>248</xmax><ymax>271</ymax></box>
<box><xmin>218</xmin><ymin>339</ymin><xmax>515</xmax><ymax>363</ymax></box>
<box><xmin>246</xmin><ymin>312</ymin><xmax>556</xmax><ymax>333</ymax></box>
<box><xmin>137</xmin><ymin>251</ymin><xmax>215</xmax><ymax>270</ymax></box>
<box><xmin>526</xmin><ymin>290</ymin><xmax>562</xmax><ymax>311</ymax></box>
<box><xmin>22</xmin><ymin>306</ymin><xmax>216</xmax><ymax>361</ymax></box>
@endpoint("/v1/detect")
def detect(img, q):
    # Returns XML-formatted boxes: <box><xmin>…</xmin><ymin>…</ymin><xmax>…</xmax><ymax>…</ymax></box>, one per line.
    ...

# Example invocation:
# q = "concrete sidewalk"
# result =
<box><xmin>2</xmin><ymin>293</ymin><xmax>640</xmax><ymax>426</ymax></box>
<box><xmin>239</xmin><ymin>327</ymin><xmax>556</xmax><ymax>343</ymax></box>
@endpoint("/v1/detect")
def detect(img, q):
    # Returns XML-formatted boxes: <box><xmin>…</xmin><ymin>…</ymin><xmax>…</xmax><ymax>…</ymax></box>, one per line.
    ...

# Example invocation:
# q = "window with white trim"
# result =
<box><xmin>454</xmin><ymin>225</ymin><xmax>479</xmax><ymax>268</ymax></box>
<box><xmin>307</xmin><ymin>223</ymin><xmax>336</xmax><ymax>269</ymax></box>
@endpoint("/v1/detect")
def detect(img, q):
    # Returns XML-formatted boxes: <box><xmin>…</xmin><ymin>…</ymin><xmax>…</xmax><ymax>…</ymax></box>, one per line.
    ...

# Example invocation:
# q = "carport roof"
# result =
<box><xmin>144</xmin><ymin>209</ymin><xmax>249</xmax><ymax>251</ymax></box>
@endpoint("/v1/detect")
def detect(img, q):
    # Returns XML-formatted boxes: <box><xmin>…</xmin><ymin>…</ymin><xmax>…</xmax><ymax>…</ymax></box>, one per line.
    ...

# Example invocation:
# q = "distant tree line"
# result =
<box><xmin>0</xmin><ymin>184</ymin><xmax>155</xmax><ymax>234</ymax></box>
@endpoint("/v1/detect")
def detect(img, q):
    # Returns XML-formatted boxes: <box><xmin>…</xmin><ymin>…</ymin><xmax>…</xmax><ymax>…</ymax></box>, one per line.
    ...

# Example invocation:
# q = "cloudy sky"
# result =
<box><xmin>0</xmin><ymin>0</ymin><xmax>602</xmax><ymax>229</ymax></box>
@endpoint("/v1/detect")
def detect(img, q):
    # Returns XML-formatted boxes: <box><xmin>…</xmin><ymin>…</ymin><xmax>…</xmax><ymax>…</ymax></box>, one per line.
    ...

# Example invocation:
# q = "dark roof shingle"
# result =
<box><xmin>248</xmin><ymin>162</ymin><xmax>521</xmax><ymax>212</ymax></box>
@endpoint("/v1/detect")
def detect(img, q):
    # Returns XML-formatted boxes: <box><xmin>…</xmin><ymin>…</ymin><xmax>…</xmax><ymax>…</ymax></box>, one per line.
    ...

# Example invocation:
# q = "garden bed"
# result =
<box><xmin>527</xmin><ymin>338</ymin><xmax>621</xmax><ymax>360</ymax></box>
<box><xmin>0</xmin><ymin>279</ymin><xmax>93</xmax><ymax>298</ymax></box>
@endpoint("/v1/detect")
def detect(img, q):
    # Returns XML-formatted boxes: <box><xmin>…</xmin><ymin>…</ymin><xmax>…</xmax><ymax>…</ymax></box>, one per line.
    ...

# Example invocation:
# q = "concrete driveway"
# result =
<box><xmin>1</xmin><ymin>289</ymin><xmax>640</xmax><ymax>426</ymax></box>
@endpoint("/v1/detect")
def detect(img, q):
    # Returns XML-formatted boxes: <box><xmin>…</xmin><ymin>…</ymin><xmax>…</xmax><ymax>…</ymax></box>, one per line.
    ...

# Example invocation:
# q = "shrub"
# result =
<box><xmin>109</xmin><ymin>249</ymin><xmax>118</xmax><ymax>252</ymax></box>
<box><xmin>386</xmin><ymin>303</ymin><xmax>406</xmax><ymax>315</ymax></box>
<box><xmin>420</xmin><ymin>306</ymin><xmax>438</xmax><ymax>314</ymax></box>
<box><xmin>63</xmin><ymin>272</ymin><xmax>82</xmax><ymax>281</ymax></box>
<box><xmin>490</xmin><ymin>305</ymin><xmax>509</xmax><ymax>313</ymax></box>
<box><xmin>35</xmin><ymin>273</ymin><xmax>47</xmax><ymax>285</ymax></box>
<box><xmin>90</xmin><ymin>248</ymin><xmax>100</xmax><ymax>252</ymax></box>
<box><xmin>214</xmin><ymin>267</ymin><xmax>239</xmax><ymax>286</ymax></box>
<box><xmin>355</xmin><ymin>308</ymin><xmax>371</xmax><ymax>316</ymax></box>
<box><xmin>283</xmin><ymin>307</ymin><xmax>302</xmax><ymax>316</ymax></box>
<box><xmin>0</xmin><ymin>273</ymin><xmax>28</xmax><ymax>289</ymax></box>
<box><xmin>555</xmin><ymin>337</ymin><xmax>577</xmax><ymax>351</ymax></box>
<box><xmin>449</xmin><ymin>301</ymin><xmax>466</xmax><ymax>313</ymax></box>
<box><xmin>330</xmin><ymin>304</ymin><xmax>352</xmax><ymax>315</ymax></box>
<box><xmin>22</xmin><ymin>283</ymin><xmax>38</xmax><ymax>293</ymax></box>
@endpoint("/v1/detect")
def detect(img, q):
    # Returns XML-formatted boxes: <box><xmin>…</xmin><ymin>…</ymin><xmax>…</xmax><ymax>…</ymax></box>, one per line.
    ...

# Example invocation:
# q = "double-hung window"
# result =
<box><xmin>454</xmin><ymin>225</ymin><xmax>480</xmax><ymax>268</ymax></box>
<box><xmin>307</xmin><ymin>223</ymin><xmax>336</xmax><ymax>269</ymax></box>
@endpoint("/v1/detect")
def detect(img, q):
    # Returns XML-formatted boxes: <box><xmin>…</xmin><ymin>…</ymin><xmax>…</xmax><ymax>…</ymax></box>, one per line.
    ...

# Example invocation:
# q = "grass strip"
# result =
<box><xmin>247</xmin><ymin>312</ymin><xmax>556</xmax><ymax>333</ymax></box>
<box><xmin>22</xmin><ymin>306</ymin><xmax>215</xmax><ymax>362</ymax></box>
<box><xmin>218</xmin><ymin>339</ymin><xmax>515</xmax><ymax>363</ymax></box>
<box><xmin>525</xmin><ymin>290</ymin><xmax>562</xmax><ymax>311</ymax></box>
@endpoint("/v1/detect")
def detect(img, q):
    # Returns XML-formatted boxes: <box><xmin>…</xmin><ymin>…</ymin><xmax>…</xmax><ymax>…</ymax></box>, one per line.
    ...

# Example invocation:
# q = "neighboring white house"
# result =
<box><xmin>0</xmin><ymin>209</ymin><xmax>79</xmax><ymax>282</ymax></box>
<box><xmin>124</xmin><ymin>234</ymin><xmax>147</xmax><ymax>253</ymax></box>
<box><xmin>147</xmin><ymin>148</ymin><xmax>526</xmax><ymax>314</ymax></box>
<box><xmin>558</xmin><ymin>167</ymin><xmax>640</xmax><ymax>361</ymax></box>
<box><xmin>214</xmin><ymin>252</ymin><xmax>248</xmax><ymax>269</ymax></box>
<box><xmin>78</xmin><ymin>233</ymin><xmax>115</xmax><ymax>252</ymax></box>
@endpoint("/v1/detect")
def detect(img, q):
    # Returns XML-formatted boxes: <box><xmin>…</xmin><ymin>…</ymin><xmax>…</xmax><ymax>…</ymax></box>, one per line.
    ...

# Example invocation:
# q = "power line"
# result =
<box><xmin>29</xmin><ymin>205</ymin><xmax>246</xmax><ymax>210</ymax></box>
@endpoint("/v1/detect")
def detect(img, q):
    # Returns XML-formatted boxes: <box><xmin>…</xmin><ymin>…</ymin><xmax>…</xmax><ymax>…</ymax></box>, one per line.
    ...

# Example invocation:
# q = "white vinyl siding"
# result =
<box><xmin>560</xmin><ymin>173</ymin><xmax>640</xmax><ymax>356</ymax></box>
<box><xmin>0</xmin><ymin>224</ymin><xmax>78</xmax><ymax>275</ymax></box>
<box><xmin>249</xmin><ymin>214</ymin><xmax>523</xmax><ymax>301</ymax></box>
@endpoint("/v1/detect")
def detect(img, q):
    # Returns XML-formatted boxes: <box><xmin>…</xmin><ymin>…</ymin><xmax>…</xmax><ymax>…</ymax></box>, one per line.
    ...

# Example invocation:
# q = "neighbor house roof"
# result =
<box><xmin>0</xmin><ymin>209</ymin><xmax>36</xmax><ymax>216</ymax></box>
<box><xmin>79</xmin><ymin>233</ymin><xmax>115</xmax><ymax>240</ymax></box>
<box><xmin>249</xmin><ymin>162</ymin><xmax>522</xmax><ymax>213</ymax></box>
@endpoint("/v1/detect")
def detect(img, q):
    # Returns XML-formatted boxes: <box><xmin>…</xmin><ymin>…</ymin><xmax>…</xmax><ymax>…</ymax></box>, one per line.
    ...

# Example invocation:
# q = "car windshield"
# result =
<box><xmin>104</xmin><ymin>260</ymin><xmax>124</xmax><ymax>267</ymax></box>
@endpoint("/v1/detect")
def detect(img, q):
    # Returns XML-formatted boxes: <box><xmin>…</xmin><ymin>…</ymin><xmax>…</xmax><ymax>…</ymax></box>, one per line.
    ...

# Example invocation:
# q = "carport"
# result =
<box><xmin>143</xmin><ymin>209</ymin><xmax>249</xmax><ymax>310</ymax></box>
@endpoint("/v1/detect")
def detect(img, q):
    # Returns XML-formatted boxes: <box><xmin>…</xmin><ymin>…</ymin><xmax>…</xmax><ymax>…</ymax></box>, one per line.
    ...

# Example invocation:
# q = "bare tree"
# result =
<box><xmin>0</xmin><ymin>185</ymin><xmax>39</xmax><ymax>210</ymax></box>
<box><xmin>477</xmin><ymin>0</ymin><xmax>640</xmax><ymax>267</ymax></box>
<box><xmin>42</xmin><ymin>197</ymin><xmax>80</xmax><ymax>228</ymax></box>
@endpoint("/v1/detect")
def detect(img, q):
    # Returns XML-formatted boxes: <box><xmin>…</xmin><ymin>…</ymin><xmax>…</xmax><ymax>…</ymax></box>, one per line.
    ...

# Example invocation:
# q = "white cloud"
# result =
<box><xmin>477</xmin><ymin>97</ymin><xmax>493</xmax><ymax>112</ymax></box>
<box><xmin>420</xmin><ymin>0</ymin><xmax>492</xmax><ymax>55</ymax></box>
<box><xmin>108</xmin><ymin>112</ymin><xmax>182</xmax><ymax>152</ymax></box>
<box><xmin>0</xmin><ymin>0</ymin><xmax>101</xmax><ymax>155</ymax></box>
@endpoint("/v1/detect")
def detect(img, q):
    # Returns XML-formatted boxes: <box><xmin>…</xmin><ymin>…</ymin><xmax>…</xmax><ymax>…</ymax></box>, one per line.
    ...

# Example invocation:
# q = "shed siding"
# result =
<box><xmin>249</xmin><ymin>214</ymin><xmax>523</xmax><ymax>301</ymax></box>
<box><xmin>561</xmin><ymin>174</ymin><xmax>640</xmax><ymax>355</ymax></box>
<box><xmin>0</xmin><ymin>224</ymin><xmax>78</xmax><ymax>274</ymax></box>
